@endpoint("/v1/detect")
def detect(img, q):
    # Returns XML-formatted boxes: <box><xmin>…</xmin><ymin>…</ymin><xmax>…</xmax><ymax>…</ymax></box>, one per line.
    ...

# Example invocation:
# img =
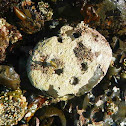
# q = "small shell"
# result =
<box><xmin>14</xmin><ymin>7</ymin><xmax>27</xmax><ymax>21</ymax></box>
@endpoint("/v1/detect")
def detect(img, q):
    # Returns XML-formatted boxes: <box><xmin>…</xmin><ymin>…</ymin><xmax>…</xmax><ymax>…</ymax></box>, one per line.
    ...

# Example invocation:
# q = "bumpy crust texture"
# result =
<box><xmin>27</xmin><ymin>22</ymin><xmax>112</xmax><ymax>99</ymax></box>
<box><xmin>0</xmin><ymin>90</ymin><xmax>27</xmax><ymax>125</ymax></box>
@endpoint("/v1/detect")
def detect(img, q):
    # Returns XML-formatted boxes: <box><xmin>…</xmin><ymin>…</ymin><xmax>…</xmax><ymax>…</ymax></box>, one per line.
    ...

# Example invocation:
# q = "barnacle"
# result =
<box><xmin>0</xmin><ymin>89</ymin><xmax>27</xmax><ymax>125</ymax></box>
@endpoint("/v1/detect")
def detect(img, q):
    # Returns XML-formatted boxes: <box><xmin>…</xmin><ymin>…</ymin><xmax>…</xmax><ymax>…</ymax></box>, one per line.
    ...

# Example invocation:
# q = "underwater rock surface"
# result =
<box><xmin>27</xmin><ymin>22</ymin><xmax>112</xmax><ymax>99</ymax></box>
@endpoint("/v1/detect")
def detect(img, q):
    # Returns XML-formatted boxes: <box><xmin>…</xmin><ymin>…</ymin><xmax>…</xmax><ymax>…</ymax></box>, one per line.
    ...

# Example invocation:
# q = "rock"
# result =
<box><xmin>27</xmin><ymin>22</ymin><xmax>112</xmax><ymax>100</ymax></box>
<box><xmin>0</xmin><ymin>18</ymin><xmax>22</xmax><ymax>62</ymax></box>
<box><xmin>14</xmin><ymin>0</ymin><xmax>53</xmax><ymax>34</ymax></box>
<box><xmin>0</xmin><ymin>65</ymin><xmax>21</xmax><ymax>90</ymax></box>
<box><xmin>0</xmin><ymin>89</ymin><xmax>27</xmax><ymax>125</ymax></box>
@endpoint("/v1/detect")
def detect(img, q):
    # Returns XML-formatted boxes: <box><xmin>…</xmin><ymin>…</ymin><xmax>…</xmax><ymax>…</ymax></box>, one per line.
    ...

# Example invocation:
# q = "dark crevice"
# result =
<box><xmin>81</xmin><ymin>62</ymin><xmax>88</xmax><ymax>71</ymax></box>
<box><xmin>73</xmin><ymin>32</ymin><xmax>81</xmax><ymax>38</ymax></box>
<box><xmin>71</xmin><ymin>77</ymin><xmax>79</xmax><ymax>85</ymax></box>
<box><xmin>55</xmin><ymin>68</ymin><xmax>63</xmax><ymax>75</ymax></box>
<box><xmin>58</xmin><ymin>37</ymin><xmax>63</xmax><ymax>43</ymax></box>
<box><xmin>92</xmin><ymin>110</ymin><xmax>104</xmax><ymax>122</ymax></box>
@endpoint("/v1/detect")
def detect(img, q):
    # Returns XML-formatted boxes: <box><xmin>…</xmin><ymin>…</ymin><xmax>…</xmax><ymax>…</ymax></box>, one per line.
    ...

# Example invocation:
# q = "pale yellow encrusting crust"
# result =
<box><xmin>27</xmin><ymin>22</ymin><xmax>112</xmax><ymax>99</ymax></box>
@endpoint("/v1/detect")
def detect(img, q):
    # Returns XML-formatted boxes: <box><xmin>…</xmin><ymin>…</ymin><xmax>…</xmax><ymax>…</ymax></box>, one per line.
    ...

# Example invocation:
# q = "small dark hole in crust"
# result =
<box><xmin>81</xmin><ymin>63</ymin><xmax>88</xmax><ymax>71</ymax></box>
<box><xmin>73</xmin><ymin>32</ymin><xmax>81</xmax><ymax>38</ymax></box>
<box><xmin>55</xmin><ymin>68</ymin><xmax>63</xmax><ymax>75</ymax></box>
<box><xmin>58</xmin><ymin>37</ymin><xmax>63</xmax><ymax>43</ymax></box>
<box><xmin>72</xmin><ymin>77</ymin><xmax>79</xmax><ymax>85</ymax></box>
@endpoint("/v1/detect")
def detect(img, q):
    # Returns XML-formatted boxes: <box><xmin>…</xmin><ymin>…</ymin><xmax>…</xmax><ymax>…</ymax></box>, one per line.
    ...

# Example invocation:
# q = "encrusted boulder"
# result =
<box><xmin>27</xmin><ymin>22</ymin><xmax>112</xmax><ymax>100</ymax></box>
